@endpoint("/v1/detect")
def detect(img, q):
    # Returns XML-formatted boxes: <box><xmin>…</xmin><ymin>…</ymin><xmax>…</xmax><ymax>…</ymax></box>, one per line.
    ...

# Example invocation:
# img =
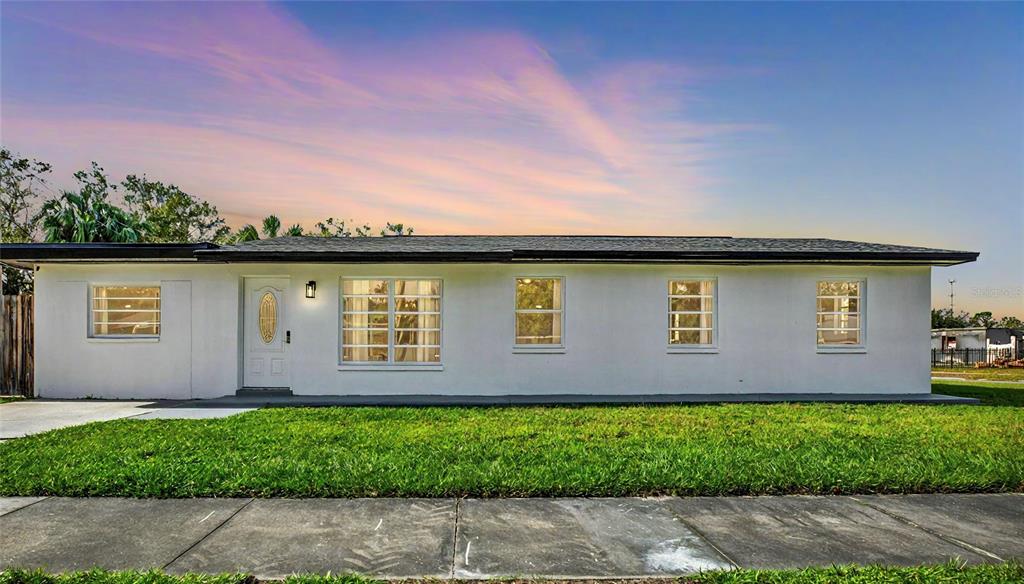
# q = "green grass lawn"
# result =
<box><xmin>0</xmin><ymin>382</ymin><xmax>1021</xmax><ymax>498</ymax></box>
<box><xmin>0</xmin><ymin>396</ymin><xmax>25</xmax><ymax>405</ymax></box>
<box><xmin>3</xmin><ymin>563</ymin><xmax>1023</xmax><ymax>584</ymax></box>
<box><xmin>933</xmin><ymin>380</ymin><xmax>1024</xmax><ymax>406</ymax></box>
<box><xmin>932</xmin><ymin>367</ymin><xmax>1024</xmax><ymax>382</ymax></box>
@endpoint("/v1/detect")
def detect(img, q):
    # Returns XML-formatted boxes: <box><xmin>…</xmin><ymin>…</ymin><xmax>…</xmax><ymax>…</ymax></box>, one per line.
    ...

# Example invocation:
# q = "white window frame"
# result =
<box><xmin>513</xmin><ymin>276</ymin><xmax>566</xmax><ymax>353</ymax></box>
<box><xmin>338</xmin><ymin>277</ymin><xmax>443</xmax><ymax>369</ymax></box>
<box><xmin>88</xmin><ymin>283</ymin><xmax>161</xmax><ymax>341</ymax></box>
<box><xmin>816</xmin><ymin>277</ymin><xmax>866</xmax><ymax>353</ymax></box>
<box><xmin>667</xmin><ymin>277</ymin><xmax>718</xmax><ymax>354</ymax></box>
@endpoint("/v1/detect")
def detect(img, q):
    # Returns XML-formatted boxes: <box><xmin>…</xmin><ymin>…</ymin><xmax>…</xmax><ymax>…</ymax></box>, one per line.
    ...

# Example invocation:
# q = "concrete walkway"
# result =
<box><xmin>1</xmin><ymin>494</ymin><xmax>1020</xmax><ymax>579</ymax></box>
<box><xmin>0</xmin><ymin>400</ymin><xmax>256</xmax><ymax>439</ymax></box>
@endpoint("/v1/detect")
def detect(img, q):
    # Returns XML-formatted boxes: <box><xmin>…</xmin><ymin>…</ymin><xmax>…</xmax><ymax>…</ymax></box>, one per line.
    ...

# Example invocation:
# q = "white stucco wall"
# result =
<box><xmin>931</xmin><ymin>331</ymin><xmax>988</xmax><ymax>350</ymax></box>
<box><xmin>33</xmin><ymin>262</ymin><xmax>933</xmax><ymax>399</ymax></box>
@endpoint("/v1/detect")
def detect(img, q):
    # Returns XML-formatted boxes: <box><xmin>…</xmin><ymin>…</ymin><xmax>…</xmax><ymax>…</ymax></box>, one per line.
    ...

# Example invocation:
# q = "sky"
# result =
<box><xmin>1</xmin><ymin>2</ymin><xmax>1021</xmax><ymax>317</ymax></box>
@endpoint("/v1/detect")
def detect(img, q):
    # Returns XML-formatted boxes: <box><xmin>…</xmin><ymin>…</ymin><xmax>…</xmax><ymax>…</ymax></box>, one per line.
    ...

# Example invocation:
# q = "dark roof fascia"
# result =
<box><xmin>192</xmin><ymin>250</ymin><xmax>516</xmax><ymax>263</ymax></box>
<box><xmin>509</xmin><ymin>249</ymin><xmax>978</xmax><ymax>265</ymax></box>
<box><xmin>0</xmin><ymin>243</ymin><xmax>217</xmax><ymax>265</ymax></box>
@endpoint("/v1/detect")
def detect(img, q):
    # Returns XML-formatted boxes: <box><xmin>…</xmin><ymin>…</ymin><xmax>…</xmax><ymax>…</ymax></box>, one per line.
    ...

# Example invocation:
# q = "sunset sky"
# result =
<box><xmin>1</xmin><ymin>2</ymin><xmax>1021</xmax><ymax>316</ymax></box>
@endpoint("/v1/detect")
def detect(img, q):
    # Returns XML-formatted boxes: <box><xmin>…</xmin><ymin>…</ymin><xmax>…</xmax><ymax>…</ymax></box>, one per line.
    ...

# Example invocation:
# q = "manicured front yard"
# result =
<box><xmin>1</xmin><ymin>382</ymin><xmax>1021</xmax><ymax>498</ymax></box>
<box><xmin>3</xmin><ymin>563</ymin><xmax>1024</xmax><ymax>584</ymax></box>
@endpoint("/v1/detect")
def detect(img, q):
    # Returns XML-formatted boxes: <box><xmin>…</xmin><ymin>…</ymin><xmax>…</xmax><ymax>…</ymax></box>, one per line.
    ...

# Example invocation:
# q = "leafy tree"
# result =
<box><xmin>997</xmin><ymin>316</ymin><xmax>1024</xmax><ymax>329</ymax></box>
<box><xmin>313</xmin><ymin>217</ymin><xmax>370</xmax><ymax>237</ymax></box>
<box><xmin>37</xmin><ymin>163</ymin><xmax>144</xmax><ymax>244</ymax></box>
<box><xmin>931</xmin><ymin>308</ymin><xmax>971</xmax><ymax>329</ymax></box>
<box><xmin>381</xmin><ymin>222</ymin><xmax>414</xmax><ymax>236</ymax></box>
<box><xmin>1</xmin><ymin>148</ymin><xmax>51</xmax><ymax>242</ymax></box>
<box><xmin>230</xmin><ymin>216</ymin><xmax>413</xmax><ymax>241</ymax></box>
<box><xmin>1</xmin><ymin>148</ymin><xmax>52</xmax><ymax>293</ymax></box>
<box><xmin>932</xmin><ymin>308</ymin><xmax>1024</xmax><ymax>330</ymax></box>
<box><xmin>121</xmin><ymin>175</ymin><xmax>229</xmax><ymax>243</ymax></box>
<box><xmin>970</xmin><ymin>311</ymin><xmax>996</xmax><ymax>328</ymax></box>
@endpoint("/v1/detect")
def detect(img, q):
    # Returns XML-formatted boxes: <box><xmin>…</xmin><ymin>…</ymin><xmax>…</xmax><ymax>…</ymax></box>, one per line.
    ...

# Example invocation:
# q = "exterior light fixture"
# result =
<box><xmin>305</xmin><ymin>281</ymin><xmax>316</xmax><ymax>299</ymax></box>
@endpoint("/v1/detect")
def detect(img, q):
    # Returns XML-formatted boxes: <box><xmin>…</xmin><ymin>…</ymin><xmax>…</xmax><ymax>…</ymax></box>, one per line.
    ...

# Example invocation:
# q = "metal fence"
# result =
<box><xmin>931</xmin><ymin>347</ymin><xmax>1020</xmax><ymax>368</ymax></box>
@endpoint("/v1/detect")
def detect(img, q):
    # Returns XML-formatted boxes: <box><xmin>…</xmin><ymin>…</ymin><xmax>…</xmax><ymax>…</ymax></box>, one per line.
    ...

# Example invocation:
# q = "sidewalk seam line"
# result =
<box><xmin>663</xmin><ymin>499</ymin><xmax>739</xmax><ymax>568</ymax></box>
<box><xmin>161</xmin><ymin>498</ymin><xmax>255</xmax><ymax>571</ymax></box>
<box><xmin>0</xmin><ymin>496</ymin><xmax>49</xmax><ymax>517</ymax></box>
<box><xmin>449</xmin><ymin>497</ymin><xmax>462</xmax><ymax>578</ymax></box>
<box><xmin>848</xmin><ymin>496</ymin><xmax>1004</xmax><ymax>562</ymax></box>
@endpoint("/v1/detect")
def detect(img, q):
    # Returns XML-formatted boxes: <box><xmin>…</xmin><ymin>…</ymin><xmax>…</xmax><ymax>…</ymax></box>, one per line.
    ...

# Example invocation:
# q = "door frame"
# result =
<box><xmin>240</xmin><ymin>275</ymin><xmax>291</xmax><ymax>389</ymax></box>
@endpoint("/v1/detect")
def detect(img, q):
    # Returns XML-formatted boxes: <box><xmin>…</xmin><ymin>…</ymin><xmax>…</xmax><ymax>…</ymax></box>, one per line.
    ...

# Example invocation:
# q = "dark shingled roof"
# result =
<box><xmin>194</xmin><ymin>235</ymin><xmax>977</xmax><ymax>265</ymax></box>
<box><xmin>1</xmin><ymin>236</ymin><xmax>978</xmax><ymax>266</ymax></box>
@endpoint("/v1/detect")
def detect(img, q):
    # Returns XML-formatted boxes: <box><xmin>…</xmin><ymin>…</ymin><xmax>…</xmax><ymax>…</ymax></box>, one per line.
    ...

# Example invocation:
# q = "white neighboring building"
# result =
<box><xmin>1</xmin><ymin>236</ymin><xmax>978</xmax><ymax>401</ymax></box>
<box><xmin>931</xmin><ymin>327</ymin><xmax>1022</xmax><ymax>351</ymax></box>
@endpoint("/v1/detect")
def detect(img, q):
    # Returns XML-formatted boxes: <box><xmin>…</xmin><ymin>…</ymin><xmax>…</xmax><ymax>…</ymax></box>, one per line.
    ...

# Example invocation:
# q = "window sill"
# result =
<box><xmin>337</xmin><ymin>364</ymin><xmax>444</xmax><ymax>372</ymax></box>
<box><xmin>87</xmin><ymin>337</ymin><xmax>160</xmax><ymax>343</ymax></box>
<box><xmin>513</xmin><ymin>346</ymin><xmax>566</xmax><ymax>354</ymax></box>
<box><xmin>817</xmin><ymin>346</ymin><xmax>867</xmax><ymax>354</ymax></box>
<box><xmin>666</xmin><ymin>346</ymin><xmax>719</xmax><ymax>354</ymax></box>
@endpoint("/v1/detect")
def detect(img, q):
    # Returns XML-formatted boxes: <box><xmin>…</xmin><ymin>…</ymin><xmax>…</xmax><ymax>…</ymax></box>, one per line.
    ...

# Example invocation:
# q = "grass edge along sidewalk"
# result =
<box><xmin>932</xmin><ymin>367</ymin><xmax>1024</xmax><ymax>383</ymax></box>
<box><xmin>0</xmin><ymin>381</ymin><xmax>1021</xmax><ymax>498</ymax></box>
<box><xmin>3</xmin><ymin>562</ymin><xmax>1024</xmax><ymax>584</ymax></box>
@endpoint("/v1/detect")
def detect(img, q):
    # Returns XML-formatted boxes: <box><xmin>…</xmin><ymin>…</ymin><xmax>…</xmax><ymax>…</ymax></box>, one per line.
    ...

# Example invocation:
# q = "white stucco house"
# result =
<box><xmin>1</xmin><ymin>236</ymin><xmax>977</xmax><ymax>402</ymax></box>
<box><xmin>931</xmin><ymin>327</ymin><xmax>1022</xmax><ymax>351</ymax></box>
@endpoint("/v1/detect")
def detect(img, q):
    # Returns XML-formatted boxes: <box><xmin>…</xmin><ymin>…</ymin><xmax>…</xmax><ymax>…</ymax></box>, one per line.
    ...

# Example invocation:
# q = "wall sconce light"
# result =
<box><xmin>305</xmin><ymin>281</ymin><xmax>316</xmax><ymax>299</ymax></box>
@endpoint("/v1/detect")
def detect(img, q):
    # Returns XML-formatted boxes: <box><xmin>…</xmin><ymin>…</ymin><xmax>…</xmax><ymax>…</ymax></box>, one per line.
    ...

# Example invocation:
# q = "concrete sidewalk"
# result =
<box><xmin>0</xmin><ymin>400</ymin><xmax>257</xmax><ymax>439</ymax></box>
<box><xmin>1</xmin><ymin>494</ymin><xmax>1020</xmax><ymax>579</ymax></box>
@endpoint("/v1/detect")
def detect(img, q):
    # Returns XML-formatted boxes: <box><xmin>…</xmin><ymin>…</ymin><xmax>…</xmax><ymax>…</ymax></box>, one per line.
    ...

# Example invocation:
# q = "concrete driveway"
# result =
<box><xmin>0</xmin><ymin>399</ymin><xmax>256</xmax><ymax>439</ymax></box>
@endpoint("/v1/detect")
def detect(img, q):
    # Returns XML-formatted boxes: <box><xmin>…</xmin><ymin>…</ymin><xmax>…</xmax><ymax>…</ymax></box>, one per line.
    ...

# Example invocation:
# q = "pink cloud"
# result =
<box><xmin>2</xmin><ymin>2</ymin><xmax>756</xmax><ymax>235</ymax></box>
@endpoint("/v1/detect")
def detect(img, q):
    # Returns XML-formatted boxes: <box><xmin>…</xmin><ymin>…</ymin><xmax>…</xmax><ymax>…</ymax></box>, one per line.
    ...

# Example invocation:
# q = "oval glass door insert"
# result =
<box><xmin>258</xmin><ymin>292</ymin><xmax>278</xmax><ymax>343</ymax></box>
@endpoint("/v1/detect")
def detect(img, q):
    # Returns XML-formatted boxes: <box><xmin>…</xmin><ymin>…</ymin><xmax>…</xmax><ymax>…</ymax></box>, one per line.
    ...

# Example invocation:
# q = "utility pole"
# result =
<box><xmin>948</xmin><ymin>279</ymin><xmax>956</xmax><ymax>313</ymax></box>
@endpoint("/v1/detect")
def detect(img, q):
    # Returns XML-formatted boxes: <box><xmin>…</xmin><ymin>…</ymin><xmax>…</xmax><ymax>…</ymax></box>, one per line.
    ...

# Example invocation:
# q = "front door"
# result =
<box><xmin>243</xmin><ymin>277</ymin><xmax>290</xmax><ymax>388</ymax></box>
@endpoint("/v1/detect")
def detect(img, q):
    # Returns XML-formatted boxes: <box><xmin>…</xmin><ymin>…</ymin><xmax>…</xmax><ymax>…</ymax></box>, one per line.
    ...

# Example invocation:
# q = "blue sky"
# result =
<box><xmin>2</xmin><ymin>2</ymin><xmax>1021</xmax><ymax>316</ymax></box>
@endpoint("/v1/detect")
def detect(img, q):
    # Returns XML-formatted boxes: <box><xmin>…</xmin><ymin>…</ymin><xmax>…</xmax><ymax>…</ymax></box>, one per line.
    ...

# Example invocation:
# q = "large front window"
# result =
<box><xmin>817</xmin><ymin>280</ymin><xmax>862</xmax><ymax>346</ymax></box>
<box><xmin>341</xmin><ymin>278</ymin><xmax>441</xmax><ymax>363</ymax></box>
<box><xmin>91</xmin><ymin>285</ymin><xmax>160</xmax><ymax>337</ymax></box>
<box><xmin>515</xmin><ymin>277</ymin><xmax>563</xmax><ymax>346</ymax></box>
<box><xmin>668</xmin><ymin>280</ymin><xmax>715</xmax><ymax>345</ymax></box>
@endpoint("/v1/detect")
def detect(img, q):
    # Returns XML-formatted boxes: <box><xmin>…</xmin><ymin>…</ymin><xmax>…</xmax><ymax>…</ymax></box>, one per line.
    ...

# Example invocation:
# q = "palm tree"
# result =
<box><xmin>38</xmin><ymin>190</ymin><xmax>145</xmax><ymax>243</ymax></box>
<box><xmin>229</xmin><ymin>215</ymin><xmax>301</xmax><ymax>243</ymax></box>
<box><xmin>261</xmin><ymin>215</ymin><xmax>281</xmax><ymax>238</ymax></box>
<box><xmin>234</xmin><ymin>224</ymin><xmax>260</xmax><ymax>242</ymax></box>
<box><xmin>228</xmin><ymin>215</ymin><xmax>411</xmax><ymax>242</ymax></box>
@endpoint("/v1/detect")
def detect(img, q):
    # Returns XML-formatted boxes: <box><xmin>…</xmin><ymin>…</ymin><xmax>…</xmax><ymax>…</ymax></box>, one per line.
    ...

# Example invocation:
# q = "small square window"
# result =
<box><xmin>816</xmin><ymin>280</ymin><xmax>863</xmax><ymax>346</ymax></box>
<box><xmin>91</xmin><ymin>286</ymin><xmax>160</xmax><ymax>337</ymax></box>
<box><xmin>668</xmin><ymin>280</ymin><xmax>715</xmax><ymax>346</ymax></box>
<box><xmin>515</xmin><ymin>278</ymin><xmax>563</xmax><ymax>346</ymax></box>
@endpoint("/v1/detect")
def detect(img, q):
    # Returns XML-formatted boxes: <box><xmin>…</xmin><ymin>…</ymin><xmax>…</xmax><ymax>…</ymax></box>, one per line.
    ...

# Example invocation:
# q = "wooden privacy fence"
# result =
<box><xmin>1</xmin><ymin>294</ymin><xmax>33</xmax><ymax>396</ymax></box>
